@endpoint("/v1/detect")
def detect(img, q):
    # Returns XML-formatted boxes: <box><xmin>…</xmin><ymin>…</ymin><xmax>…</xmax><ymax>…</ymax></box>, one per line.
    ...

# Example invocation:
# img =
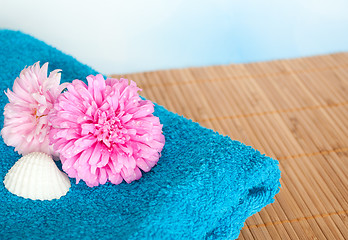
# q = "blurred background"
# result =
<box><xmin>1</xmin><ymin>0</ymin><xmax>348</xmax><ymax>74</ymax></box>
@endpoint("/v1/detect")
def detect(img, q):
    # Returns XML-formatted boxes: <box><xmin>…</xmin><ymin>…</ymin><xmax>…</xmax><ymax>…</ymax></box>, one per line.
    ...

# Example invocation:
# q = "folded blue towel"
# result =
<box><xmin>0</xmin><ymin>30</ymin><xmax>280</xmax><ymax>240</ymax></box>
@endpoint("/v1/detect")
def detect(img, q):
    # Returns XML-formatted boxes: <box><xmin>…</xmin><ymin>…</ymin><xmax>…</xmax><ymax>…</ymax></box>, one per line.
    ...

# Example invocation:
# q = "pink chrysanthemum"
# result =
<box><xmin>49</xmin><ymin>74</ymin><xmax>165</xmax><ymax>187</ymax></box>
<box><xmin>1</xmin><ymin>62</ymin><xmax>67</xmax><ymax>155</ymax></box>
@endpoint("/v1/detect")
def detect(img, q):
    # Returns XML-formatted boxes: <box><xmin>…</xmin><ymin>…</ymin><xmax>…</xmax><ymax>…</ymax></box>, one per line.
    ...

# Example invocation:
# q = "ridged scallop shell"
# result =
<box><xmin>4</xmin><ymin>152</ymin><xmax>71</xmax><ymax>200</ymax></box>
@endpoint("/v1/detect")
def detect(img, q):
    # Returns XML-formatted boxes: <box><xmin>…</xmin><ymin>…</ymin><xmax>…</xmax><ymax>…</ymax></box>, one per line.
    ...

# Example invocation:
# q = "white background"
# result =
<box><xmin>1</xmin><ymin>0</ymin><xmax>348</xmax><ymax>74</ymax></box>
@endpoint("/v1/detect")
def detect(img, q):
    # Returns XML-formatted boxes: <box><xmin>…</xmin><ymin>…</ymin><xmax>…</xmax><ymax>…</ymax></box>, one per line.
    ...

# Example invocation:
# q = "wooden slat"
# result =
<box><xmin>110</xmin><ymin>52</ymin><xmax>348</xmax><ymax>239</ymax></box>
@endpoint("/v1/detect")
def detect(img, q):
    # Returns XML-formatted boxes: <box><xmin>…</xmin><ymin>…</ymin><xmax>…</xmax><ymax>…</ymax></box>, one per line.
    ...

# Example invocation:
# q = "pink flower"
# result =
<box><xmin>49</xmin><ymin>74</ymin><xmax>165</xmax><ymax>187</ymax></box>
<box><xmin>1</xmin><ymin>62</ymin><xmax>67</xmax><ymax>155</ymax></box>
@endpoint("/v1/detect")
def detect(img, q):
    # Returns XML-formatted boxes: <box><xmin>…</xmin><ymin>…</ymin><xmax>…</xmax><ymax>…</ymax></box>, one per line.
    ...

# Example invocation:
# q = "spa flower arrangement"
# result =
<box><xmin>1</xmin><ymin>62</ymin><xmax>165</xmax><ymax>199</ymax></box>
<box><xmin>0</xmin><ymin>31</ymin><xmax>281</xmax><ymax>239</ymax></box>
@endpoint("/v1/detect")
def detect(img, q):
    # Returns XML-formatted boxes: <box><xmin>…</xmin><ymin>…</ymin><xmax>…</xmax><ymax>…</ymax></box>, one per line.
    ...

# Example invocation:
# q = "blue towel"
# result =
<box><xmin>0</xmin><ymin>30</ymin><xmax>280</xmax><ymax>240</ymax></box>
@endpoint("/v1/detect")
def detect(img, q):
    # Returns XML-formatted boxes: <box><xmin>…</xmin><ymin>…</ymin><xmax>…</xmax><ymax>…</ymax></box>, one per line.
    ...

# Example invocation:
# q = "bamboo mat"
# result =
<box><xmin>110</xmin><ymin>52</ymin><xmax>348</xmax><ymax>240</ymax></box>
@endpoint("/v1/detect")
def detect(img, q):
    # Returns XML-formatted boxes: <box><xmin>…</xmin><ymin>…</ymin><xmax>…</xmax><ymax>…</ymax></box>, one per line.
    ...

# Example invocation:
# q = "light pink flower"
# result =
<box><xmin>49</xmin><ymin>74</ymin><xmax>165</xmax><ymax>187</ymax></box>
<box><xmin>1</xmin><ymin>62</ymin><xmax>67</xmax><ymax>155</ymax></box>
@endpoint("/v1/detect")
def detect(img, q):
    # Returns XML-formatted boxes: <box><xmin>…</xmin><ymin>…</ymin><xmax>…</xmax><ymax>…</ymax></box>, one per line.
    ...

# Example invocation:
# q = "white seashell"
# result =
<box><xmin>3</xmin><ymin>152</ymin><xmax>71</xmax><ymax>200</ymax></box>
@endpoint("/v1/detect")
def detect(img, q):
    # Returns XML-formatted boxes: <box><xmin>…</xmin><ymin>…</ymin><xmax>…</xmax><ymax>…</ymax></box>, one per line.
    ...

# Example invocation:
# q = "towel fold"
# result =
<box><xmin>0</xmin><ymin>30</ymin><xmax>280</xmax><ymax>240</ymax></box>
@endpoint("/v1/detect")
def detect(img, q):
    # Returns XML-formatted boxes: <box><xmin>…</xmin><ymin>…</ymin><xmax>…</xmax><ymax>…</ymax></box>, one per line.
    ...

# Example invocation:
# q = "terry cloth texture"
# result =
<box><xmin>0</xmin><ymin>30</ymin><xmax>281</xmax><ymax>240</ymax></box>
